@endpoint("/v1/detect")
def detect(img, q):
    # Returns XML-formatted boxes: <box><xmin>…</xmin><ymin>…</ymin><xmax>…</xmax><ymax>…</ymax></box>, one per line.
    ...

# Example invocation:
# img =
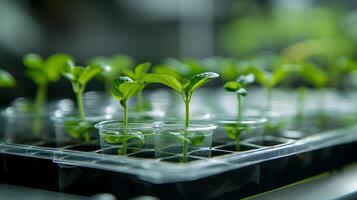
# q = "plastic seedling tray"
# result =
<box><xmin>1</xmin><ymin>120</ymin><xmax>357</xmax><ymax>199</ymax></box>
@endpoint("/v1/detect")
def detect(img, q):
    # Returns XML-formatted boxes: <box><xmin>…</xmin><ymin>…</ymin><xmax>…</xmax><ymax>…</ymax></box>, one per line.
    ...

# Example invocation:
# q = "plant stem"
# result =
<box><xmin>76</xmin><ymin>91</ymin><xmax>89</xmax><ymax>142</ymax></box>
<box><xmin>76</xmin><ymin>91</ymin><xmax>85</xmax><ymax>119</ymax></box>
<box><xmin>182</xmin><ymin>99</ymin><xmax>190</xmax><ymax>163</ymax></box>
<box><xmin>119</xmin><ymin>101</ymin><xmax>128</xmax><ymax>155</ymax></box>
<box><xmin>185</xmin><ymin>100</ymin><xmax>190</xmax><ymax>129</ymax></box>
<box><xmin>237</xmin><ymin>94</ymin><xmax>242</xmax><ymax>121</ymax></box>
<box><xmin>35</xmin><ymin>84</ymin><xmax>47</xmax><ymax>113</ymax></box>
<box><xmin>295</xmin><ymin>87</ymin><xmax>306</xmax><ymax>129</ymax></box>
<box><xmin>32</xmin><ymin>84</ymin><xmax>47</xmax><ymax>135</ymax></box>
<box><xmin>235</xmin><ymin>136</ymin><xmax>241</xmax><ymax>151</ymax></box>
<box><xmin>265</xmin><ymin>86</ymin><xmax>272</xmax><ymax>116</ymax></box>
<box><xmin>123</xmin><ymin>102</ymin><xmax>128</xmax><ymax>128</ymax></box>
<box><xmin>316</xmin><ymin>88</ymin><xmax>326</xmax><ymax>129</ymax></box>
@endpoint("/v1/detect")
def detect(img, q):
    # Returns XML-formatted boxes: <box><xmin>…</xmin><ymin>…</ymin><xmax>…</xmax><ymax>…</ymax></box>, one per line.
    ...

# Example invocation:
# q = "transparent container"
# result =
<box><xmin>95</xmin><ymin>121</ymin><xmax>156</xmax><ymax>155</ymax></box>
<box><xmin>155</xmin><ymin>124</ymin><xmax>217</xmax><ymax>161</ymax></box>
<box><xmin>1</xmin><ymin>98</ymin><xmax>74</xmax><ymax>145</ymax></box>
<box><xmin>52</xmin><ymin>110</ymin><xmax>113</xmax><ymax>147</ymax></box>
<box><xmin>2</xmin><ymin>107</ymin><xmax>55</xmax><ymax>144</ymax></box>
<box><xmin>264</xmin><ymin>110</ymin><xmax>295</xmax><ymax>135</ymax></box>
<box><xmin>213</xmin><ymin>117</ymin><xmax>267</xmax><ymax>151</ymax></box>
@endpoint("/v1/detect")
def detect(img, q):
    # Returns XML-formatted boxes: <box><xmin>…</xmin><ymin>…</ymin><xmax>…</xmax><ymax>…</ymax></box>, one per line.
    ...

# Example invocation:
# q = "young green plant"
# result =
<box><xmin>294</xmin><ymin>62</ymin><xmax>327</xmax><ymax>129</ymax></box>
<box><xmin>88</xmin><ymin>55</ymin><xmax>135</xmax><ymax>93</ymax></box>
<box><xmin>145</xmin><ymin>71</ymin><xmax>219</xmax><ymax>162</ymax></box>
<box><xmin>23</xmin><ymin>53</ymin><xmax>72</xmax><ymax>134</ymax></box>
<box><xmin>110</xmin><ymin>76</ymin><xmax>145</xmax><ymax>155</ymax></box>
<box><xmin>123</xmin><ymin>62</ymin><xmax>151</xmax><ymax>112</ymax></box>
<box><xmin>62</xmin><ymin>61</ymin><xmax>102</xmax><ymax>142</ymax></box>
<box><xmin>245</xmin><ymin>65</ymin><xmax>290</xmax><ymax>114</ymax></box>
<box><xmin>244</xmin><ymin>65</ymin><xmax>291</xmax><ymax>134</ymax></box>
<box><xmin>224</xmin><ymin>74</ymin><xmax>255</xmax><ymax>120</ymax></box>
<box><xmin>223</xmin><ymin>74</ymin><xmax>254</xmax><ymax>151</ymax></box>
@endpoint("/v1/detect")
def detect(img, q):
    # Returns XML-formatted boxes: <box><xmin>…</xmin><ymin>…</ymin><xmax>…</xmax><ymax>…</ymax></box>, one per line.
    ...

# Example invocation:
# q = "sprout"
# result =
<box><xmin>111</xmin><ymin>76</ymin><xmax>145</xmax><ymax>155</ymax></box>
<box><xmin>62</xmin><ymin>61</ymin><xmax>102</xmax><ymax>141</ymax></box>
<box><xmin>88</xmin><ymin>55</ymin><xmax>135</xmax><ymax>92</ymax></box>
<box><xmin>23</xmin><ymin>53</ymin><xmax>72</xmax><ymax>134</ymax></box>
<box><xmin>23</xmin><ymin>53</ymin><xmax>72</xmax><ymax>113</ymax></box>
<box><xmin>224</xmin><ymin>74</ymin><xmax>255</xmax><ymax>120</ymax></box>
<box><xmin>244</xmin><ymin>65</ymin><xmax>291</xmax><ymax>114</ymax></box>
<box><xmin>224</xmin><ymin>74</ymin><xmax>254</xmax><ymax>151</ymax></box>
<box><xmin>145</xmin><ymin>71</ymin><xmax>219</xmax><ymax>162</ymax></box>
<box><xmin>292</xmin><ymin>62</ymin><xmax>328</xmax><ymax>129</ymax></box>
<box><xmin>123</xmin><ymin>62</ymin><xmax>151</xmax><ymax>111</ymax></box>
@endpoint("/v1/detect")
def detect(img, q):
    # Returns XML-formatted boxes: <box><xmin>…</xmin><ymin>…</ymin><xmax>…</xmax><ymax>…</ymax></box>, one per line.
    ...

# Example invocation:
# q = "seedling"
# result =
<box><xmin>224</xmin><ymin>74</ymin><xmax>255</xmax><ymax>120</ymax></box>
<box><xmin>0</xmin><ymin>69</ymin><xmax>16</xmax><ymax>88</ymax></box>
<box><xmin>330</xmin><ymin>57</ymin><xmax>357</xmax><ymax>88</ymax></box>
<box><xmin>88</xmin><ymin>54</ymin><xmax>135</xmax><ymax>92</ymax></box>
<box><xmin>62</xmin><ymin>60</ymin><xmax>102</xmax><ymax>141</ymax></box>
<box><xmin>145</xmin><ymin>71</ymin><xmax>219</xmax><ymax>162</ymax></box>
<box><xmin>244</xmin><ymin>65</ymin><xmax>291</xmax><ymax>134</ymax></box>
<box><xmin>123</xmin><ymin>62</ymin><xmax>151</xmax><ymax>112</ymax></box>
<box><xmin>110</xmin><ymin>76</ymin><xmax>145</xmax><ymax>155</ymax></box>
<box><xmin>23</xmin><ymin>53</ymin><xmax>72</xmax><ymax>134</ymax></box>
<box><xmin>223</xmin><ymin>74</ymin><xmax>255</xmax><ymax>151</ymax></box>
<box><xmin>245</xmin><ymin>65</ymin><xmax>290</xmax><ymax>113</ymax></box>
<box><xmin>293</xmin><ymin>62</ymin><xmax>327</xmax><ymax>129</ymax></box>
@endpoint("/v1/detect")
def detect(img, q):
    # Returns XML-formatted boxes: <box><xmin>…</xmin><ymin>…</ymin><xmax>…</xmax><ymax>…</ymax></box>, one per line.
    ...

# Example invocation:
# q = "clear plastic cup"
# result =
<box><xmin>155</xmin><ymin>124</ymin><xmax>217</xmax><ymax>161</ymax></box>
<box><xmin>1</xmin><ymin>98</ymin><xmax>73</xmax><ymax>145</ymax></box>
<box><xmin>95</xmin><ymin>121</ymin><xmax>156</xmax><ymax>155</ymax></box>
<box><xmin>52</xmin><ymin>110</ymin><xmax>113</xmax><ymax>147</ymax></box>
<box><xmin>214</xmin><ymin>117</ymin><xmax>267</xmax><ymax>151</ymax></box>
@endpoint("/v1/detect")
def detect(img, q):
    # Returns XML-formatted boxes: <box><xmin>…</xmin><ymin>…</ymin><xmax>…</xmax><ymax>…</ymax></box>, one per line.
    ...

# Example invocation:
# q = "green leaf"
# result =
<box><xmin>144</xmin><ymin>73</ymin><xmax>183</xmax><ymax>92</ymax></box>
<box><xmin>134</xmin><ymin>62</ymin><xmax>150</xmax><ymax>79</ymax></box>
<box><xmin>0</xmin><ymin>69</ymin><xmax>16</xmax><ymax>87</ymax></box>
<box><xmin>103</xmin><ymin>131</ymin><xmax>145</xmax><ymax>144</ymax></box>
<box><xmin>122</xmin><ymin>69</ymin><xmax>136</xmax><ymax>80</ymax></box>
<box><xmin>187</xmin><ymin>72</ymin><xmax>219</xmax><ymax>92</ymax></box>
<box><xmin>224</xmin><ymin>126</ymin><xmax>241</xmax><ymax>140</ymax></box>
<box><xmin>112</xmin><ymin>76</ymin><xmax>145</xmax><ymax>103</ymax></box>
<box><xmin>110</xmin><ymin>55</ymin><xmax>135</xmax><ymax>71</ymax></box>
<box><xmin>64</xmin><ymin>119</ymin><xmax>93</xmax><ymax>139</ymax></box>
<box><xmin>123</xmin><ymin>62</ymin><xmax>151</xmax><ymax>81</ymax></box>
<box><xmin>187</xmin><ymin>132</ymin><xmax>205</xmax><ymax>146</ymax></box>
<box><xmin>224</xmin><ymin>123</ymin><xmax>252</xmax><ymax>140</ymax></box>
<box><xmin>62</xmin><ymin>65</ymin><xmax>82</xmax><ymax>83</ymax></box>
<box><xmin>44</xmin><ymin>53</ymin><xmax>73</xmax><ymax>82</ymax></box>
<box><xmin>224</xmin><ymin>81</ymin><xmax>242</xmax><ymax>92</ymax></box>
<box><xmin>167</xmin><ymin>131</ymin><xmax>191</xmax><ymax>143</ymax></box>
<box><xmin>78</xmin><ymin>64</ymin><xmax>102</xmax><ymax>86</ymax></box>
<box><xmin>152</xmin><ymin>65</ymin><xmax>182</xmax><ymax>81</ymax></box>
<box><xmin>62</xmin><ymin>62</ymin><xmax>102</xmax><ymax>93</ymax></box>
<box><xmin>88</xmin><ymin>55</ymin><xmax>135</xmax><ymax>84</ymax></box>
<box><xmin>23</xmin><ymin>54</ymin><xmax>43</xmax><ymax>69</ymax></box>
<box><xmin>25</xmin><ymin>69</ymin><xmax>47</xmax><ymax>86</ymax></box>
<box><xmin>271</xmin><ymin>65</ymin><xmax>289</xmax><ymax>87</ymax></box>
<box><xmin>244</xmin><ymin>66</ymin><xmax>269</xmax><ymax>87</ymax></box>
<box><xmin>298</xmin><ymin>63</ymin><xmax>327</xmax><ymax>88</ymax></box>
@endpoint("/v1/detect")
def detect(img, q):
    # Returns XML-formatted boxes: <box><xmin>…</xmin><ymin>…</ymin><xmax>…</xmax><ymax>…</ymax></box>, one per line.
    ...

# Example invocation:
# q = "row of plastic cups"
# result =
<box><xmin>1</xmin><ymin>105</ymin><xmax>267</xmax><ymax>159</ymax></box>
<box><xmin>95</xmin><ymin>117</ymin><xmax>268</xmax><ymax>158</ymax></box>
